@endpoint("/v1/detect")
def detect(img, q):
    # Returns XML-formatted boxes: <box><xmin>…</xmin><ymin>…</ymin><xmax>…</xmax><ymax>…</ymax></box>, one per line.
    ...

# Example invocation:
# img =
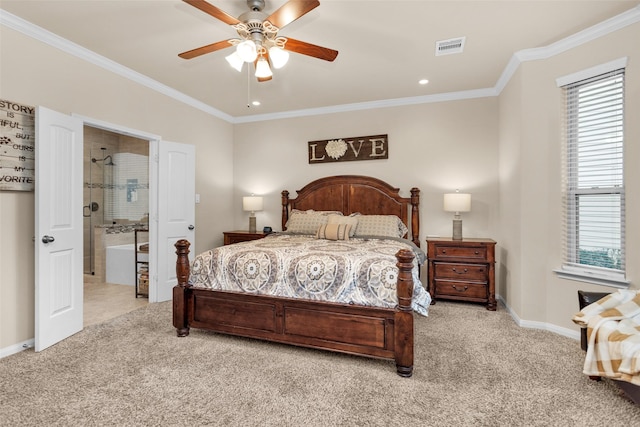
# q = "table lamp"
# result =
<box><xmin>444</xmin><ymin>191</ymin><xmax>471</xmax><ymax>240</ymax></box>
<box><xmin>243</xmin><ymin>195</ymin><xmax>263</xmax><ymax>233</ymax></box>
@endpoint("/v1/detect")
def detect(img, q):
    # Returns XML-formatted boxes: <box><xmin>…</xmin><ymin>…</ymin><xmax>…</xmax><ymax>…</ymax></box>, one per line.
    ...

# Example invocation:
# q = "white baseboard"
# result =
<box><xmin>497</xmin><ymin>295</ymin><xmax>580</xmax><ymax>340</ymax></box>
<box><xmin>0</xmin><ymin>338</ymin><xmax>34</xmax><ymax>359</ymax></box>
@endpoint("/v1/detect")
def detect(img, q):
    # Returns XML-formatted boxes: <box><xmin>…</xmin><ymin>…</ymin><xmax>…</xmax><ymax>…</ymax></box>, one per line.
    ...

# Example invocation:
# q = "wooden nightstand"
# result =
<box><xmin>426</xmin><ymin>238</ymin><xmax>497</xmax><ymax>311</ymax></box>
<box><xmin>223</xmin><ymin>230</ymin><xmax>268</xmax><ymax>245</ymax></box>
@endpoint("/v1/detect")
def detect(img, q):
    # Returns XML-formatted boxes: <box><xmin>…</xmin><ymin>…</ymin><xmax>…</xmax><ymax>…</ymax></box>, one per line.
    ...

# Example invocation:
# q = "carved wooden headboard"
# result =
<box><xmin>281</xmin><ymin>175</ymin><xmax>420</xmax><ymax>247</ymax></box>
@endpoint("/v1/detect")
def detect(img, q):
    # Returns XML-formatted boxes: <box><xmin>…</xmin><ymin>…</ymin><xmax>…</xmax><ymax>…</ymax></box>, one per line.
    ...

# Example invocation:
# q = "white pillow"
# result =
<box><xmin>286</xmin><ymin>210</ymin><xmax>342</xmax><ymax>234</ymax></box>
<box><xmin>327</xmin><ymin>214</ymin><xmax>358</xmax><ymax>237</ymax></box>
<box><xmin>353</xmin><ymin>215</ymin><xmax>408</xmax><ymax>238</ymax></box>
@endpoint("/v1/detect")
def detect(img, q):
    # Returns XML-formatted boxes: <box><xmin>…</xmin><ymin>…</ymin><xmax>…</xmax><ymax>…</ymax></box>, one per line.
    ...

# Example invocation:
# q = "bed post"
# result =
<box><xmin>281</xmin><ymin>190</ymin><xmax>290</xmax><ymax>231</ymax></box>
<box><xmin>410</xmin><ymin>187</ymin><xmax>420</xmax><ymax>247</ymax></box>
<box><xmin>173</xmin><ymin>239</ymin><xmax>191</xmax><ymax>337</ymax></box>
<box><xmin>395</xmin><ymin>249</ymin><xmax>415</xmax><ymax>377</ymax></box>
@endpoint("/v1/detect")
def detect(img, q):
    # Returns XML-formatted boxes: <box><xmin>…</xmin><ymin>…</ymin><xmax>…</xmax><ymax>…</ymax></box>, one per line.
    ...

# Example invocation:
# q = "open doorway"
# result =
<box><xmin>36</xmin><ymin>109</ymin><xmax>192</xmax><ymax>350</ymax></box>
<box><xmin>82</xmin><ymin>126</ymin><xmax>149</xmax><ymax>326</ymax></box>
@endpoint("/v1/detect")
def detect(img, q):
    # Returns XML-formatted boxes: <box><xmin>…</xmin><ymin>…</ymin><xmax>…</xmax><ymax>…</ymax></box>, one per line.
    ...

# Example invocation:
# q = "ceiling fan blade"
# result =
<box><xmin>283</xmin><ymin>38</ymin><xmax>338</xmax><ymax>62</ymax></box>
<box><xmin>178</xmin><ymin>40</ymin><xmax>232</xmax><ymax>59</ymax></box>
<box><xmin>182</xmin><ymin>0</ymin><xmax>240</xmax><ymax>26</ymax></box>
<box><xmin>266</xmin><ymin>0</ymin><xmax>320</xmax><ymax>29</ymax></box>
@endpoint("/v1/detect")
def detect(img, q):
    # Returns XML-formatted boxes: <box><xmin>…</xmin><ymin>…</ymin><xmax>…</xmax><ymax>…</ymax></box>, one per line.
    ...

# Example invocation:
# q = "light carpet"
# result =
<box><xmin>1</xmin><ymin>301</ymin><xmax>638</xmax><ymax>426</ymax></box>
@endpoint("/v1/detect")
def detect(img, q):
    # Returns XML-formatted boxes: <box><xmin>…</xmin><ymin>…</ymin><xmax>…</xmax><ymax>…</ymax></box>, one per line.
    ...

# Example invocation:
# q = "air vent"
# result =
<box><xmin>435</xmin><ymin>37</ymin><xmax>466</xmax><ymax>56</ymax></box>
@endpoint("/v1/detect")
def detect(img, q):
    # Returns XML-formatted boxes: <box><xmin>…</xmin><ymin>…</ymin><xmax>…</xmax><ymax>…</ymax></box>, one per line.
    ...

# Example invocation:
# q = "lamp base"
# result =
<box><xmin>452</xmin><ymin>218</ymin><xmax>463</xmax><ymax>240</ymax></box>
<box><xmin>249</xmin><ymin>216</ymin><xmax>257</xmax><ymax>233</ymax></box>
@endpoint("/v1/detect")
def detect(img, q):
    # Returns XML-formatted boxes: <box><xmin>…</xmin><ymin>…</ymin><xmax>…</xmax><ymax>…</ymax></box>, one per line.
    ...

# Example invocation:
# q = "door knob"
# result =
<box><xmin>42</xmin><ymin>235</ymin><xmax>55</xmax><ymax>243</ymax></box>
<box><xmin>188</xmin><ymin>225</ymin><xmax>195</xmax><ymax>230</ymax></box>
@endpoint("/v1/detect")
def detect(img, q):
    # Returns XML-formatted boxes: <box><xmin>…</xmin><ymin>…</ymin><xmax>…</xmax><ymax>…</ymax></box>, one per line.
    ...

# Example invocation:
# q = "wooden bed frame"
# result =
<box><xmin>173</xmin><ymin>175</ymin><xmax>421</xmax><ymax>377</ymax></box>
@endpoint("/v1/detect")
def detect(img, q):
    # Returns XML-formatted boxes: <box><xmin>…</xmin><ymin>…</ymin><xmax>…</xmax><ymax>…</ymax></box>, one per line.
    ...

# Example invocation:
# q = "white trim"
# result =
<box><xmin>554</xmin><ymin>268</ymin><xmax>630</xmax><ymax>289</ymax></box>
<box><xmin>72</xmin><ymin>114</ymin><xmax>161</xmax><ymax>141</ymax></box>
<box><xmin>497</xmin><ymin>295</ymin><xmax>580</xmax><ymax>341</ymax></box>
<box><xmin>0</xmin><ymin>10</ymin><xmax>234</xmax><ymax>123</ymax></box>
<box><xmin>234</xmin><ymin>88</ymin><xmax>497</xmax><ymax>123</ymax></box>
<box><xmin>0</xmin><ymin>338</ymin><xmax>34</xmax><ymax>359</ymax></box>
<box><xmin>2</xmin><ymin>5</ymin><xmax>639</xmax><ymax>123</ymax></box>
<box><xmin>555</xmin><ymin>57</ymin><xmax>628</xmax><ymax>87</ymax></box>
<box><xmin>496</xmin><ymin>6</ymin><xmax>638</xmax><ymax>93</ymax></box>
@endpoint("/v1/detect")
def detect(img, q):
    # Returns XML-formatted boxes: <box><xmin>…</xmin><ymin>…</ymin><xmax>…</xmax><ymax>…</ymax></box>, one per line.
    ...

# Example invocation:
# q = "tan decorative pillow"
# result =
<box><xmin>353</xmin><ymin>215</ymin><xmax>408</xmax><ymax>238</ymax></box>
<box><xmin>315</xmin><ymin>223</ymin><xmax>351</xmax><ymax>241</ymax></box>
<box><xmin>286</xmin><ymin>209</ymin><xmax>343</xmax><ymax>234</ymax></box>
<box><xmin>327</xmin><ymin>214</ymin><xmax>358</xmax><ymax>237</ymax></box>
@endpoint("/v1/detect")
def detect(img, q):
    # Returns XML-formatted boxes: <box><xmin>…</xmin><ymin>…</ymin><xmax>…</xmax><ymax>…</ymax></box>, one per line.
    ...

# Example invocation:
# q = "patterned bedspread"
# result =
<box><xmin>189</xmin><ymin>233</ymin><xmax>431</xmax><ymax>316</ymax></box>
<box><xmin>572</xmin><ymin>290</ymin><xmax>640</xmax><ymax>385</ymax></box>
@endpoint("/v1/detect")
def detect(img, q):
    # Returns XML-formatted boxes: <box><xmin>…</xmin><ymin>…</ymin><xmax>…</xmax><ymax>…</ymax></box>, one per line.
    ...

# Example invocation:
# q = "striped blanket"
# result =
<box><xmin>572</xmin><ymin>290</ymin><xmax>640</xmax><ymax>385</ymax></box>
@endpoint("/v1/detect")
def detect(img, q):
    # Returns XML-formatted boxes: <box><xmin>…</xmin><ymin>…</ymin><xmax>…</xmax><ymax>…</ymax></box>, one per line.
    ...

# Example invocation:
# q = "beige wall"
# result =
<box><xmin>498</xmin><ymin>22</ymin><xmax>640</xmax><ymax>331</ymax></box>
<box><xmin>233</xmin><ymin>100</ymin><xmax>500</xmax><ymax>241</ymax></box>
<box><xmin>0</xmin><ymin>26</ymin><xmax>235</xmax><ymax>351</ymax></box>
<box><xmin>497</xmin><ymin>67</ymin><xmax>524</xmax><ymax>316</ymax></box>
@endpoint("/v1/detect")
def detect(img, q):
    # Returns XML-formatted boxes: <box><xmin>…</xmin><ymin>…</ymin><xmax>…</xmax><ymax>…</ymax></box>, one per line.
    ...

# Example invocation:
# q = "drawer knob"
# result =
<box><xmin>452</xmin><ymin>284</ymin><xmax>468</xmax><ymax>292</ymax></box>
<box><xmin>441</xmin><ymin>249</ymin><xmax>446</xmax><ymax>254</ymax></box>
<box><xmin>452</xmin><ymin>267</ymin><xmax>468</xmax><ymax>274</ymax></box>
<box><xmin>475</xmin><ymin>251</ymin><xmax>479</xmax><ymax>254</ymax></box>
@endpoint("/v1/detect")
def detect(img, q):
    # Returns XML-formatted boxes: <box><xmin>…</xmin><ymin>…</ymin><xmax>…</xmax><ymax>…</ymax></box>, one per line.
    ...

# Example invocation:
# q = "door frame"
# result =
<box><xmin>72</xmin><ymin>114</ymin><xmax>162</xmax><ymax>302</ymax></box>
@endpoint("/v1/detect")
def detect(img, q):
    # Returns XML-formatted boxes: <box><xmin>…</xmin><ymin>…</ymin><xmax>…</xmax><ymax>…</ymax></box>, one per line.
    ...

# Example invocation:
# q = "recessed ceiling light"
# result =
<box><xmin>252</xmin><ymin>101</ymin><xmax>261</xmax><ymax>106</ymax></box>
<box><xmin>419</xmin><ymin>79</ymin><xmax>429</xmax><ymax>85</ymax></box>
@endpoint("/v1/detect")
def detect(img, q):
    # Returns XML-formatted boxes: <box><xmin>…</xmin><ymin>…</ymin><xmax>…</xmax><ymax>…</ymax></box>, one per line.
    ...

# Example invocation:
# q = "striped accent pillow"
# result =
<box><xmin>315</xmin><ymin>223</ymin><xmax>351</xmax><ymax>241</ymax></box>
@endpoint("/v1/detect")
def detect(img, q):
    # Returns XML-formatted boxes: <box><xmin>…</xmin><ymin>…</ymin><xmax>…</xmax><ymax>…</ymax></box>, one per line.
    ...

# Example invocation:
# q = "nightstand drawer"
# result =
<box><xmin>435</xmin><ymin>280</ymin><xmax>487</xmax><ymax>299</ymax></box>
<box><xmin>433</xmin><ymin>245</ymin><xmax>487</xmax><ymax>261</ymax></box>
<box><xmin>434</xmin><ymin>263</ymin><xmax>487</xmax><ymax>281</ymax></box>
<box><xmin>223</xmin><ymin>231</ymin><xmax>267</xmax><ymax>245</ymax></box>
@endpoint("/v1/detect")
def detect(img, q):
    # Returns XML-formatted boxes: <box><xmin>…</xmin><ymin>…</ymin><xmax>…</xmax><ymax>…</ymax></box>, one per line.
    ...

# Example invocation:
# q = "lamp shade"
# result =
<box><xmin>236</xmin><ymin>40</ymin><xmax>257</xmax><ymax>63</ymax></box>
<box><xmin>225</xmin><ymin>52</ymin><xmax>244</xmax><ymax>72</ymax></box>
<box><xmin>255</xmin><ymin>57</ymin><xmax>272</xmax><ymax>78</ymax></box>
<box><xmin>268</xmin><ymin>46</ymin><xmax>289</xmax><ymax>69</ymax></box>
<box><xmin>444</xmin><ymin>193</ymin><xmax>471</xmax><ymax>213</ymax></box>
<box><xmin>243</xmin><ymin>196</ymin><xmax>263</xmax><ymax>212</ymax></box>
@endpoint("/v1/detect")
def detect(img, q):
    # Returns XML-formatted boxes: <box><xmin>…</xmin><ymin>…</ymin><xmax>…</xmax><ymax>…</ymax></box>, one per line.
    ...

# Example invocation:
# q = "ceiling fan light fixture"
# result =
<box><xmin>225</xmin><ymin>52</ymin><xmax>244</xmax><ymax>72</ymax></box>
<box><xmin>236</xmin><ymin>40</ymin><xmax>258</xmax><ymax>62</ymax></box>
<box><xmin>255</xmin><ymin>57</ymin><xmax>272</xmax><ymax>78</ymax></box>
<box><xmin>268</xmin><ymin>46</ymin><xmax>289</xmax><ymax>69</ymax></box>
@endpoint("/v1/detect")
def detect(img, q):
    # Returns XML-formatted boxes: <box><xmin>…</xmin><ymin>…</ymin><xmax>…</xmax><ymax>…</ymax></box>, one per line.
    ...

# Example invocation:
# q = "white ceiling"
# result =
<box><xmin>2</xmin><ymin>1</ymin><xmax>639</xmax><ymax>120</ymax></box>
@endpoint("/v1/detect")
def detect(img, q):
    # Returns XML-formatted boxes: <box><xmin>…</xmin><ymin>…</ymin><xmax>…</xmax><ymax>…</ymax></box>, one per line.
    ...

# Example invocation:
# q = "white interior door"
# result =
<box><xmin>35</xmin><ymin>106</ymin><xmax>83</xmax><ymax>351</ymax></box>
<box><xmin>154</xmin><ymin>140</ymin><xmax>195</xmax><ymax>302</ymax></box>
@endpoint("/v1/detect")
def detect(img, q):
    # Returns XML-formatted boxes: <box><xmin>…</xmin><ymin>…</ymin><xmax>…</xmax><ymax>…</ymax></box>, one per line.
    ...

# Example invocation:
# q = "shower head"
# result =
<box><xmin>91</xmin><ymin>155</ymin><xmax>116</xmax><ymax>166</ymax></box>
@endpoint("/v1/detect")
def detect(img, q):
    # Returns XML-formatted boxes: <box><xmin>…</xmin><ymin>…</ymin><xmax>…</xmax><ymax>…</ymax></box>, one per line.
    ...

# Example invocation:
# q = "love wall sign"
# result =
<box><xmin>308</xmin><ymin>134</ymin><xmax>388</xmax><ymax>164</ymax></box>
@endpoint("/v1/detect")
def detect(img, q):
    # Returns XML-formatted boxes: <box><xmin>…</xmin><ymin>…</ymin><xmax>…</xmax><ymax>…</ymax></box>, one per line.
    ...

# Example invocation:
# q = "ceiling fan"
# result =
<box><xmin>179</xmin><ymin>0</ymin><xmax>339</xmax><ymax>82</ymax></box>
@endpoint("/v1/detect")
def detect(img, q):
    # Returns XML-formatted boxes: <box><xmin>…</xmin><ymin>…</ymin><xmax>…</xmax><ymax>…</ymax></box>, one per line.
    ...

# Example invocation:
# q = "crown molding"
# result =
<box><xmin>0</xmin><ymin>9</ymin><xmax>234</xmax><ymax>123</ymax></box>
<box><xmin>2</xmin><ymin>5</ymin><xmax>639</xmax><ymax>124</ymax></box>
<box><xmin>233</xmin><ymin>87</ymin><xmax>498</xmax><ymax>123</ymax></box>
<box><xmin>494</xmin><ymin>4</ymin><xmax>640</xmax><ymax>93</ymax></box>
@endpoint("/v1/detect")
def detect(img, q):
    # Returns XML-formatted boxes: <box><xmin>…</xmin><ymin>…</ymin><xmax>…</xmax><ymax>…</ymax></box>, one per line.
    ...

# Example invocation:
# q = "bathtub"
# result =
<box><xmin>106</xmin><ymin>242</ymin><xmax>148</xmax><ymax>286</ymax></box>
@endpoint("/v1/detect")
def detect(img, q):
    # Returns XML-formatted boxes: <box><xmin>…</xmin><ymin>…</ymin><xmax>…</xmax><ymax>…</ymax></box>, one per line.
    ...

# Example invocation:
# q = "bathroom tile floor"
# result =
<box><xmin>84</xmin><ymin>278</ymin><xmax>147</xmax><ymax>327</ymax></box>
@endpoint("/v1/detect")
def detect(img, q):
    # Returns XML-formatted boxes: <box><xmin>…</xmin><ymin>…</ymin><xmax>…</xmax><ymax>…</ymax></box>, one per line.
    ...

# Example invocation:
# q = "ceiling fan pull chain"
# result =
<box><xmin>247</xmin><ymin>65</ymin><xmax>251</xmax><ymax>108</ymax></box>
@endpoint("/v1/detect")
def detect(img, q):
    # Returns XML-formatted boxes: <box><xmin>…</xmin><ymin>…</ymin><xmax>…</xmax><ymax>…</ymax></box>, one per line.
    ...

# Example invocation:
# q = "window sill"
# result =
<box><xmin>554</xmin><ymin>268</ymin><xmax>630</xmax><ymax>289</ymax></box>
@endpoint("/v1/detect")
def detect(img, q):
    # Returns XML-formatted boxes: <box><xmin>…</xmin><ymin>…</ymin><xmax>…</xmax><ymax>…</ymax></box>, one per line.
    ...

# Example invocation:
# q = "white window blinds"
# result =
<box><xmin>561</xmin><ymin>68</ymin><xmax>625</xmax><ymax>278</ymax></box>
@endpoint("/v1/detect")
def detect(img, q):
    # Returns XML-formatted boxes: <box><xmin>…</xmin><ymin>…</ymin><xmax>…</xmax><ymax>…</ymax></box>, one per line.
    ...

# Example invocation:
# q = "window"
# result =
<box><xmin>556</xmin><ymin>62</ymin><xmax>628</xmax><ymax>287</ymax></box>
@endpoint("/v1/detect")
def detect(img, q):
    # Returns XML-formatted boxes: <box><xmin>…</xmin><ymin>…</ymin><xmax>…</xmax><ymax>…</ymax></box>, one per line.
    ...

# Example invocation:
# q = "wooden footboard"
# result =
<box><xmin>172</xmin><ymin>239</ymin><xmax>416</xmax><ymax>377</ymax></box>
